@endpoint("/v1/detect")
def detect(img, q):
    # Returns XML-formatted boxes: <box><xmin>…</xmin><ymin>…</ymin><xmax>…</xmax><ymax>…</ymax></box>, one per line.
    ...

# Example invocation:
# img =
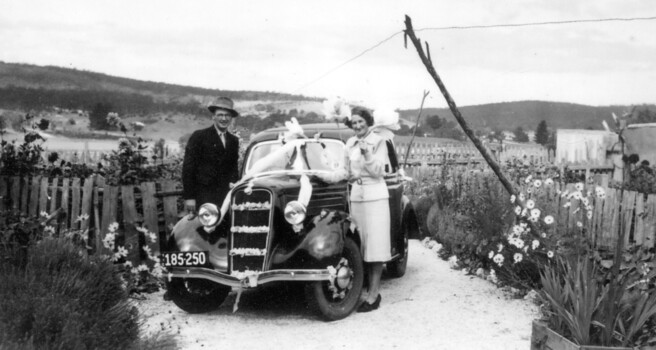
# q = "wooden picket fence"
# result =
<box><xmin>455</xmin><ymin>172</ymin><xmax>656</xmax><ymax>249</ymax></box>
<box><xmin>0</xmin><ymin>175</ymin><xmax>184</xmax><ymax>265</ymax></box>
<box><xmin>2</xmin><ymin>172</ymin><xmax>655</xmax><ymax>265</ymax></box>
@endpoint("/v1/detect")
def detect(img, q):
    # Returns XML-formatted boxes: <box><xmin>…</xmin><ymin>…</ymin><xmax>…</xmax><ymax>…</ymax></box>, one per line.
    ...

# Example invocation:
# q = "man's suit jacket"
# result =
<box><xmin>182</xmin><ymin>126</ymin><xmax>240</xmax><ymax>207</ymax></box>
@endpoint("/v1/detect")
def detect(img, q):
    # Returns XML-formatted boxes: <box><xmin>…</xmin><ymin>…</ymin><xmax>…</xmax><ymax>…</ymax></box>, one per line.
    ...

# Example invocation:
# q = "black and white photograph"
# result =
<box><xmin>1</xmin><ymin>1</ymin><xmax>656</xmax><ymax>349</ymax></box>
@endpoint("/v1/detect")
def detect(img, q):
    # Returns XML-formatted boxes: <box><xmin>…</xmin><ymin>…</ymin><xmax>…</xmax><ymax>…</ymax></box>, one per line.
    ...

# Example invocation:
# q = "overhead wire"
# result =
<box><xmin>294</xmin><ymin>15</ymin><xmax>656</xmax><ymax>93</ymax></box>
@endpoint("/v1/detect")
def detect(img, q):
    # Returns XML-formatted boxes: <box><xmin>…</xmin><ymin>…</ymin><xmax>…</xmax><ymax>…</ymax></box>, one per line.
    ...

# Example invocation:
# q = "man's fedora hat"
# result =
<box><xmin>207</xmin><ymin>96</ymin><xmax>239</xmax><ymax>116</ymax></box>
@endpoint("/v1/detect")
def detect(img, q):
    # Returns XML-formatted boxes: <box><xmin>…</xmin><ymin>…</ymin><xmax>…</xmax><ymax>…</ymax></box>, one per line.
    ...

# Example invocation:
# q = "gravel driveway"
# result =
<box><xmin>136</xmin><ymin>239</ymin><xmax>538</xmax><ymax>350</ymax></box>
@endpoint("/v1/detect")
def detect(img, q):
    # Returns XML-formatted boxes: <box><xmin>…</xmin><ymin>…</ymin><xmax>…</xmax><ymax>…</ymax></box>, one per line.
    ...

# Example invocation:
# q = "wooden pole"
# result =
<box><xmin>403</xmin><ymin>15</ymin><xmax>517</xmax><ymax>196</ymax></box>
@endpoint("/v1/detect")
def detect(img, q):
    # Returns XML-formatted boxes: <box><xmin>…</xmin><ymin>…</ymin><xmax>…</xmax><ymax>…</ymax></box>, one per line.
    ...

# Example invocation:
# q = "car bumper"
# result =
<box><xmin>165</xmin><ymin>267</ymin><xmax>333</xmax><ymax>288</ymax></box>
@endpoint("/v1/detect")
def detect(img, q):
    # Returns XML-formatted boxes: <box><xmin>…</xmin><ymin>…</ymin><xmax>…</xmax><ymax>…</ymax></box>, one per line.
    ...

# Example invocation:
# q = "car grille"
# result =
<box><xmin>229</xmin><ymin>188</ymin><xmax>273</xmax><ymax>275</ymax></box>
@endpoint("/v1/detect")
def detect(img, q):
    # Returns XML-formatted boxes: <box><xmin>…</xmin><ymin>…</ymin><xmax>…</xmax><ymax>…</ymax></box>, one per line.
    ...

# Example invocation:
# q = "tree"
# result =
<box><xmin>88</xmin><ymin>102</ymin><xmax>113</xmax><ymax>130</ymax></box>
<box><xmin>534</xmin><ymin>120</ymin><xmax>549</xmax><ymax>146</ymax></box>
<box><xmin>632</xmin><ymin>106</ymin><xmax>656</xmax><ymax>124</ymax></box>
<box><xmin>513</xmin><ymin>127</ymin><xmax>529</xmax><ymax>143</ymax></box>
<box><xmin>488</xmin><ymin>128</ymin><xmax>505</xmax><ymax>143</ymax></box>
<box><xmin>425</xmin><ymin>114</ymin><xmax>443</xmax><ymax>130</ymax></box>
<box><xmin>547</xmin><ymin>131</ymin><xmax>557</xmax><ymax>152</ymax></box>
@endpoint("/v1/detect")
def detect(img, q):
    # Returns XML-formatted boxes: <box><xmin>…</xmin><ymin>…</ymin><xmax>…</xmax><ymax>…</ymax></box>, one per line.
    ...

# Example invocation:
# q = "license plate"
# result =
<box><xmin>160</xmin><ymin>251</ymin><xmax>209</xmax><ymax>267</ymax></box>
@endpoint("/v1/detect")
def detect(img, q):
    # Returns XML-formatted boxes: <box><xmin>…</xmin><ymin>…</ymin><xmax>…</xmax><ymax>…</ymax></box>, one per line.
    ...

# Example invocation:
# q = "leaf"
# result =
<box><xmin>600</xmin><ymin>259</ymin><xmax>614</xmax><ymax>269</ymax></box>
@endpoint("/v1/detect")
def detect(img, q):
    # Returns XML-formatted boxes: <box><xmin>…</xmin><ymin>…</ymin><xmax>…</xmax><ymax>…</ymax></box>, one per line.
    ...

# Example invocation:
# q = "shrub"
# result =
<box><xmin>0</xmin><ymin>238</ymin><xmax>140</xmax><ymax>349</ymax></box>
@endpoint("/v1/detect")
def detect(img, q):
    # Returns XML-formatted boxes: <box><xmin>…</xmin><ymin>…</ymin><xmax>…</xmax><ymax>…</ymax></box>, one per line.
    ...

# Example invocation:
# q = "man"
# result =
<box><xmin>182</xmin><ymin>96</ymin><xmax>240</xmax><ymax>213</ymax></box>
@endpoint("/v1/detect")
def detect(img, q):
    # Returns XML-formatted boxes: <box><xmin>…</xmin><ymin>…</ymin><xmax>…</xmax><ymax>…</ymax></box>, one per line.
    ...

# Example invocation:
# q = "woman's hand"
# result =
<box><xmin>358</xmin><ymin>140</ymin><xmax>368</xmax><ymax>155</ymax></box>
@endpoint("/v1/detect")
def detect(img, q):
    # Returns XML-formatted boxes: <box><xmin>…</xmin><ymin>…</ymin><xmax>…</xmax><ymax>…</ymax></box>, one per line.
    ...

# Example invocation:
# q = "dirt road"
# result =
<box><xmin>136</xmin><ymin>240</ymin><xmax>538</xmax><ymax>350</ymax></box>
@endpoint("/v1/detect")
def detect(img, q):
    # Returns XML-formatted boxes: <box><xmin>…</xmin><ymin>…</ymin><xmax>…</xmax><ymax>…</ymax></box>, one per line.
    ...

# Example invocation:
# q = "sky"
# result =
<box><xmin>1</xmin><ymin>0</ymin><xmax>655</xmax><ymax>110</ymax></box>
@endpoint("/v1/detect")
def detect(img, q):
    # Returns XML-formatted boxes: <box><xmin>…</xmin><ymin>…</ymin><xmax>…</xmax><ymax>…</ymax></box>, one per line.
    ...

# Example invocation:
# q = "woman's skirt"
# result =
<box><xmin>351</xmin><ymin>199</ymin><xmax>391</xmax><ymax>262</ymax></box>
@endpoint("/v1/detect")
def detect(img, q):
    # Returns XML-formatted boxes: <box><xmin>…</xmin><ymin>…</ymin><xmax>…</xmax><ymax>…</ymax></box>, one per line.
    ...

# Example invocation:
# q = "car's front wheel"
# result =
<box><xmin>306</xmin><ymin>237</ymin><xmax>364</xmax><ymax>321</ymax></box>
<box><xmin>167</xmin><ymin>278</ymin><xmax>230</xmax><ymax>314</ymax></box>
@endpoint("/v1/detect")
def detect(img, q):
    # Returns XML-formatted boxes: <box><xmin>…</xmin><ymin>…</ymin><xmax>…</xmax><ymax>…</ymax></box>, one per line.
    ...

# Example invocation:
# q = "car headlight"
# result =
<box><xmin>284</xmin><ymin>201</ymin><xmax>306</xmax><ymax>225</ymax></box>
<box><xmin>198</xmin><ymin>203</ymin><xmax>220</xmax><ymax>227</ymax></box>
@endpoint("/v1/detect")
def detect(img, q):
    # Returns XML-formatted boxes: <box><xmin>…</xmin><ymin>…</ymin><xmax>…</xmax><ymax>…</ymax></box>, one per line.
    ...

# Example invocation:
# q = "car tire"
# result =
<box><xmin>167</xmin><ymin>278</ymin><xmax>230</xmax><ymax>314</ymax></box>
<box><xmin>386</xmin><ymin>228</ymin><xmax>408</xmax><ymax>278</ymax></box>
<box><xmin>306</xmin><ymin>237</ymin><xmax>364</xmax><ymax>321</ymax></box>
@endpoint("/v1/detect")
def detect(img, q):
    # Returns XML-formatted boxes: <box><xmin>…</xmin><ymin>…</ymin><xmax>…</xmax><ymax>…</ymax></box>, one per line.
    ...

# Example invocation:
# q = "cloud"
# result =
<box><xmin>1</xmin><ymin>0</ymin><xmax>655</xmax><ymax>108</ymax></box>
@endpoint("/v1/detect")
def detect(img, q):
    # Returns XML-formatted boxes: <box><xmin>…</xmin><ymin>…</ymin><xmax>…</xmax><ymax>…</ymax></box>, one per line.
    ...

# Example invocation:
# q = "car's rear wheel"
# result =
<box><xmin>167</xmin><ymin>278</ymin><xmax>230</xmax><ymax>314</ymax></box>
<box><xmin>386</xmin><ymin>228</ymin><xmax>409</xmax><ymax>278</ymax></box>
<box><xmin>306</xmin><ymin>237</ymin><xmax>364</xmax><ymax>321</ymax></box>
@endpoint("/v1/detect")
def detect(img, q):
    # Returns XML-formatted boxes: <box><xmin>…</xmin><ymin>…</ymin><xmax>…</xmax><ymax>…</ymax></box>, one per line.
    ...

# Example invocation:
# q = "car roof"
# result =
<box><xmin>249</xmin><ymin>123</ymin><xmax>355</xmax><ymax>143</ymax></box>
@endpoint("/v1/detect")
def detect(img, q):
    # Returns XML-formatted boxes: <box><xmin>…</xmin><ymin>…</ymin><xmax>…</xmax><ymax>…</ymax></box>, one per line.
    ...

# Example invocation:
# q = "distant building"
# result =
<box><xmin>624</xmin><ymin>123</ymin><xmax>656</xmax><ymax>166</ymax></box>
<box><xmin>555</xmin><ymin>129</ymin><xmax>618</xmax><ymax>165</ymax></box>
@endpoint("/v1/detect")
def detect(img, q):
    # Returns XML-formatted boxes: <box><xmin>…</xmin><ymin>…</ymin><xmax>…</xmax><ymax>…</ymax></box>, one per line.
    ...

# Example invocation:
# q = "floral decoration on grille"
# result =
<box><xmin>230</xmin><ymin>225</ymin><xmax>269</xmax><ymax>234</ymax></box>
<box><xmin>229</xmin><ymin>248</ymin><xmax>267</xmax><ymax>257</ymax></box>
<box><xmin>231</xmin><ymin>201</ymin><xmax>271</xmax><ymax>211</ymax></box>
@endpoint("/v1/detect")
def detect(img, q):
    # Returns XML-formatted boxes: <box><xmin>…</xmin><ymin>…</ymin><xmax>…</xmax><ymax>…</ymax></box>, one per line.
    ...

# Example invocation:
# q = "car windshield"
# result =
<box><xmin>245</xmin><ymin>139</ymin><xmax>346</xmax><ymax>174</ymax></box>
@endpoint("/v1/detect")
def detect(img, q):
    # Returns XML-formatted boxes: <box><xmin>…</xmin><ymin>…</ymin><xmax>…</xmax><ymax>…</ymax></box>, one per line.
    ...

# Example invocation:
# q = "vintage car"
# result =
<box><xmin>162</xmin><ymin>123</ymin><xmax>419</xmax><ymax>320</ymax></box>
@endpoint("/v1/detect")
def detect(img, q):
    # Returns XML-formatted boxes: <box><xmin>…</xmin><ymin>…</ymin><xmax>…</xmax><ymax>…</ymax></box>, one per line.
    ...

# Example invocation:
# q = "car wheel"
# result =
<box><xmin>306</xmin><ymin>237</ymin><xmax>364</xmax><ymax>321</ymax></box>
<box><xmin>167</xmin><ymin>278</ymin><xmax>230</xmax><ymax>314</ymax></box>
<box><xmin>386</xmin><ymin>228</ymin><xmax>408</xmax><ymax>278</ymax></box>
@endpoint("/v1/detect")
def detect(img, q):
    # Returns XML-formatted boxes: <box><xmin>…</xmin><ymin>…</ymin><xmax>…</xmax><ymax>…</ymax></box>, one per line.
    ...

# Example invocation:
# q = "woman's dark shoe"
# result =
<box><xmin>357</xmin><ymin>294</ymin><xmax>381</xmax><ymax>313</ymax></box>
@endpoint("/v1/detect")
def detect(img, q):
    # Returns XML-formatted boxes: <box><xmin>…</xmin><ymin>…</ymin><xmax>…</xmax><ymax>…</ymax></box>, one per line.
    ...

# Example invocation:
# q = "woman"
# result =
<box><xmin>321</xmin><ymin>106</ymin><xmax>391</xmax><ymax>312</ymax></box>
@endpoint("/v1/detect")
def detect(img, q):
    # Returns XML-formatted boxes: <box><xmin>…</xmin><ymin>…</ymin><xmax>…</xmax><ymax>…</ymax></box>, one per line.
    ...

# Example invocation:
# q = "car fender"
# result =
<box><xmin>167</xmin><ymin>215</ymin><xmax>228</xmax><ymax>271</ymax></box>
<box><xmin>272</xmin><ymin>209</ymin><xmax>350</xmax><ymax>264</ymax></box>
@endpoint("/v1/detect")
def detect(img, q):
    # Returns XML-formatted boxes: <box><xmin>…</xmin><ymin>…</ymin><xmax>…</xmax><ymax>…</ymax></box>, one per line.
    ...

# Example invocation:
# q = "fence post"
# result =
<box><xmin>98</xmin><ymin>183</ymin><xmax>119</xmax><ymax>255</ymax></box>
<box><xmin>140</xmin><ymin>182</ymin><xmax>160</xmax><ymax>256</ymax></box>
<box><xmin>29</xmin><ymin>176</ymin><xmax>41</xmax><ymax>217</ymax></box>
<box><xmin>11</xmin><ymin>176</ymin><xmax>20</xmax><ymax>211</ymax></box>
<box><xmin>644</xmin><ymin>194</ymin><xmax>656</xmax><ymax>248</ymax></box>
<box><xmin>80</xmin><ymin>176</ymin><xmax>94</xmax><ymax>232</ymax></box>
<box><xmin>162</xmin><ymin>181</ymin><xmax>179</xmax><ymax>234</ymax></box>
<box><xmin>121</xmin><ymin>185</ymin><xmax>141</xmax><ymax>264</ymax></box>
<box><xmin>49</xmin><ymin>177</ymin><xmax>59</xmax><ymax>214</ymax></box>
<box><xmin>0</xmin><ymin>176</ymin><xmax>7</xmax><ymax>214</ymax></box>
<box><xmin>70</xmin><ymin>178</ymin><xmax>82</xmax><ymax>229</ymax></box>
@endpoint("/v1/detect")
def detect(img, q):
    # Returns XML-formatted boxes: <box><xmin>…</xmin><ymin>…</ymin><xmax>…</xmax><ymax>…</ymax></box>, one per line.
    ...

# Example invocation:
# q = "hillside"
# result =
<box><xmin>0</xmin><ymin>61</ymin><xmax>321</xmax><ymax>117</ymax></box>
<box><xmin>1</xmin><ymin>61</ymin><xmax>654</xmax><ymax>132</ymax></box>
<box><xmin>399</xmin><ymin>101</ymin><xmax>656</xmax><ymax>131</ymax></box>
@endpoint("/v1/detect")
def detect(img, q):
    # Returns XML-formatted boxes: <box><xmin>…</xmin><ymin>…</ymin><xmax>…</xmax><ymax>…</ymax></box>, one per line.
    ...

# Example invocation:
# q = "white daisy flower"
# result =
<box><xmin>493</xmin><ymin>254</ymin><xmax>504</xmax><ymax>266</ymax></box>
<box><xmin>513</xmin><ymin>253</ymin><xmax>523</xmax><ymax>263</ymax></box>
<box><xmin>526</xmin><ymin>199</ymin><xmax>535</xmax><ymax>209</ymax></box>
<box><xmin>488</xmin><ymin>251</ymin><xmax>494</xmax><ymax>259</ymax></box>
<box><xmin>534</xmin><ymin>180</ymin><xmax>542</xmax><ymax>188</ymax></box>
<box><xmin>547</xmin><ymin>251</ymin><xmax>554</xmax><ymax>258</ymax></box>
<box><xmin>514</xmin><ymin>206</ymin><xmax>522</xmax><ymax>215</ymax></box>
<box><xmin>575</xmin><ymin>182</ymin><xmax>584</xmax><ymax>191</ymax></box>
<box><xmin>510</xmin><ymin>194</ymin><xmax>516</xmax><ymax>203</ymax></box>
<box><xmin>544</xmin><ymin>178</ymin><xmax>554</xmax><ymax>186</ymax></box>
<box><xmin>544</xmin><ymin>215</ymin><xmax>555</xmax><ymax>225</ymax></box>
